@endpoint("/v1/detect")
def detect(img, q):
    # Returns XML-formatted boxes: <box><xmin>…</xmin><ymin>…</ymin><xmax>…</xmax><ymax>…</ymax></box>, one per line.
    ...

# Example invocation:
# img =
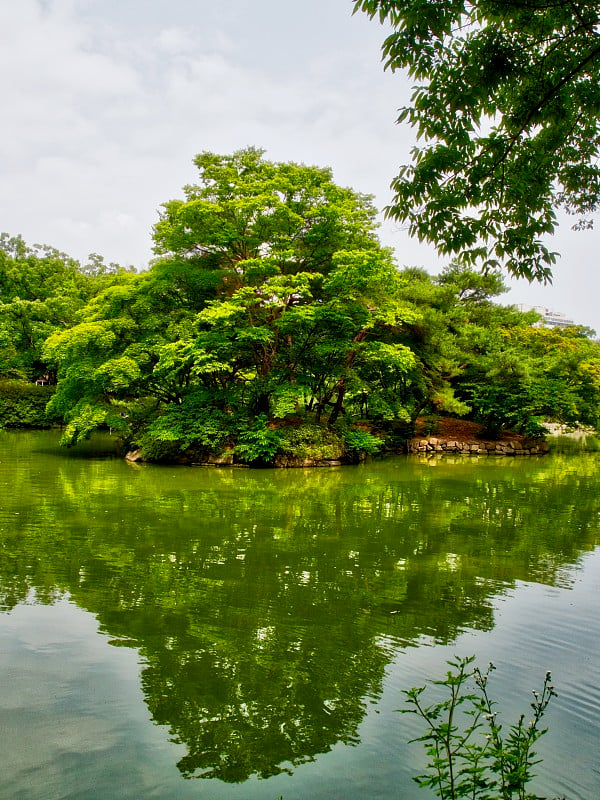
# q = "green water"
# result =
<box><xmin>0</xmin><ymin>430</ymin><xmax>598</xmax><ymax>799</ymax></box>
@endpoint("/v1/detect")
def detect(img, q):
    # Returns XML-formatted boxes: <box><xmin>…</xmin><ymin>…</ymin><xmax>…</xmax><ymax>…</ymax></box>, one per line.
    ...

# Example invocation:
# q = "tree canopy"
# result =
<box><xmin>354</xmin><ymin>1</ymin><xmax>600</xmax><ymax>281</ymax></box>
<box><xmin>42</xmin><ymin>149</ymin><xmax>425</xmax><ymax>456</ymax></box>
<box><xmin>3</xmin><ymin>149</ymin><xmax>600</xmax><ymax>461</ymax></box>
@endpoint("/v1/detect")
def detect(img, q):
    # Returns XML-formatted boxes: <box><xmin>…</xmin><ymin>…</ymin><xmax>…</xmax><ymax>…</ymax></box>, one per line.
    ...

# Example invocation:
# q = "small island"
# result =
<box><xmin>1</xmin><ymin>149</ymin><xmax>599</xmax><ymax>465</ymax></box>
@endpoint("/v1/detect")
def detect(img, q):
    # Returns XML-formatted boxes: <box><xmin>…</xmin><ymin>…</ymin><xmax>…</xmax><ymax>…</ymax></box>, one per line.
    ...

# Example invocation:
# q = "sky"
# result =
<box><xmin>1</xmin><ymin>0</ymin><xmax>599</xmax><ymax>331</ymax></box>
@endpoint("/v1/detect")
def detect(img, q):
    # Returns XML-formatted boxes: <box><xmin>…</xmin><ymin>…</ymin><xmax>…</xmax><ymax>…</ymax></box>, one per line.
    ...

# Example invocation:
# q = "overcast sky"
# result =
<box><xmin>1</xmin><ymin>0</ymin><xmax>599</xmax><ymax>331</ymax></box>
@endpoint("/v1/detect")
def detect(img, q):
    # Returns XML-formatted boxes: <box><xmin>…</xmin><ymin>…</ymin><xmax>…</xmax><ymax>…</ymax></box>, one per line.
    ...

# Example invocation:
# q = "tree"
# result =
<box><xmin>40</xmin><ymin>147</ymin><xmax>600</xmax><ymax>457</ymax></box>
<box><xmin>388</xmin><ymin>264</ymin><xmax>510</xmax><ymax>422</ymax></box>
<box><xmin>152</xmin><ymin>147</ymin><xmax>379</xmax><ymax>285</ymax></box>
<box><xmin>45</xmin><ymin>149</ymin><xmax>421</xmax><ymax>457</ymax></box>
<box><xmin>455</xmin><ymin>322</ymin><xmax>600</xmax><ymax>435</ymax></box>
<box><xmin>391</xmin><ymin>263</ymin><xmax>600</xmax><ymax>437</ymax></box>
<box><xmin>354</xmin><ymin>1</ymin><xmax>600</xmax><ymax>281</ymax></box>
<box><xmin>147</xmin><ymin>150</ymin><xmax>423</xmax><ymax>456</ymax></box>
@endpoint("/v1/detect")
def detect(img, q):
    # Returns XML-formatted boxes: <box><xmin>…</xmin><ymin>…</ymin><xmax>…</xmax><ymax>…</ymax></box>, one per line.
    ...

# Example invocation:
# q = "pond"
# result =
<box><xmin>0</xmin><ymin>430</ymin><xmax>598</xmax><ymax>800</ymax></box>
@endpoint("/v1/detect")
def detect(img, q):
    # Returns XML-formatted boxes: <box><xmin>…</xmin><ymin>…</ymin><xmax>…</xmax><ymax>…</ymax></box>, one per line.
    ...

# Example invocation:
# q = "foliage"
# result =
<box><xmin>392</xmin><ymin>264</ymin><xmax>510</xmax><ymax>423</ymax></box>
<box><xmin>404</xmin><ymin>656</ymin><xmax>558</xmax><ymax>799</ymax></box>
<box><xmin>233</xmin><ymin>414</ymin><xmax>284</xmax><ymax>464</ymax></box>
<box><xmin>342</xmin><ymin>428</ymin><xmax>384</xmax><ymax>458</ymax></box>
<box><xmin>454</xmin><ymin>323</ymin><xmax>600</xmax><ymax>436</ymax></box>
<box><xmin>44</xmin><ymin>149</ymin><xmax>421</xmax><ymax>458</ymax></box>
<box><xmin>0</xmin><ymin>233</ymin><xmax>131</xmax><ymax>379</ymax></box>
<box><xmin>6</xmin><ymin>150</ymin><xmax>600</xmax><ymax>460</ymax></box>
<box><xmin>354</xmin><ymin>1</ymin><xmax>600</xmax><ymax>280</ymax></box>
<box><xmin>278</xmin><ymin>423</ymin><xmax>345</xmax><ymax>460</ymax></box>
<box><xmin>0</xmin><ymin>380</ymin><xmax>59</xmax><ymax>428</ymax></box>
<box><xmin>43</xmin><ymin>272</ymin><xmax>185</xmax><ymax>446</ymax></box>
<box><xmin>140</xmin><ymin>397</ymin><xmax>235</xmax><ymax>459</ymax></box>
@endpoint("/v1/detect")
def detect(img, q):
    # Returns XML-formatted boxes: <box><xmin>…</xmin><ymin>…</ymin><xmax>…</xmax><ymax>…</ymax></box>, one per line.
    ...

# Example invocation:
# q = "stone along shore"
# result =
<box><xmin>407</xmin><ymin>436</ymin><xmax>549</xmax><ymax>456</ymax></box>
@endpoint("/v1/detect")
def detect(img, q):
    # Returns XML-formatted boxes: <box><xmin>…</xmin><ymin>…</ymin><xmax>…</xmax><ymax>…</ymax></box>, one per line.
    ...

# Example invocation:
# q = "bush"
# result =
<box><xmin>0</xmin><ymin>380</ymin><xmax>59</xmax><ymax>428</ymax></box>
<box><xmin>342</xmin><ymin>428</ymin><xmax>383</xmax><ymax>459</ymax></box>
<box><xmin>234</xmin><ymin>414</ymin><xmax>283</xmax><ymax>465</ymax></box>
<box><xmin>522</xmin><ymin>416</ymin><xmax>549</xmax><ymax>439</ymax></box>
<box><xmin>139</xmin><ymin>399</ymin><xmax>235</xmax><ymax>461</ymax></box>
<box><xmin>278</xmin><ymin>423</ymin><xmax>344</xmax><ymax>460</ymax></box>
<box><xmin>278</xmin><ymin>424</ymin><xmax>384</xmax><ymax>462</ymax></box>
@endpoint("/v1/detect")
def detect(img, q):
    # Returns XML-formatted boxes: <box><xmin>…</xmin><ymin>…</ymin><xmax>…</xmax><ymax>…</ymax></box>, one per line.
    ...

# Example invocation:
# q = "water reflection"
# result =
<box><xmin>0</xmin><ymin>431</ymin><xmax>599</xmax><ymax>784</ymax></box>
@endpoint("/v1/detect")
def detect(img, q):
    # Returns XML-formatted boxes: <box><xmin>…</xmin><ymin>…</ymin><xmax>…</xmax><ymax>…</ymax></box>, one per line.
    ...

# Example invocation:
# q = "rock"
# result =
<box><xmin>406</xmin><ymin>433</ymin><xmax>549</xmax><ymax>457</ymax></box>
<box><xmin>206</xmin><ymin>453</ymin><xmax>234</xmax><ymax>465</ymax></box>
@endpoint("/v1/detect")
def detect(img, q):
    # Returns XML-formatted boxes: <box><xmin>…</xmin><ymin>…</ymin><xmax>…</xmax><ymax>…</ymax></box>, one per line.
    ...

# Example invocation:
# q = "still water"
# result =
<box><xmin>0</xmin><ymin>430</ymin><xmax>598</xmax><ymax>799</ymax></box>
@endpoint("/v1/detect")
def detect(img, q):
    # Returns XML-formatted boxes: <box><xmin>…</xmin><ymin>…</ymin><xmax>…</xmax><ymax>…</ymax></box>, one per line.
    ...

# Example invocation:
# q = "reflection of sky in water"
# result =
<box><xmin>1</xmin><ymin>601</ymin><xmax>188</xmax><ymax>800</ymax></box>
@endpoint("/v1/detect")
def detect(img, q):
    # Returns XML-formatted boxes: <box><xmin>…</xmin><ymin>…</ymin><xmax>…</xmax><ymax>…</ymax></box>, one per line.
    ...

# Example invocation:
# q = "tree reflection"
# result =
<box><xmin>0</xmin><ymin>431</ymin><xmax>599</xmax><ymax>781</ymax></box>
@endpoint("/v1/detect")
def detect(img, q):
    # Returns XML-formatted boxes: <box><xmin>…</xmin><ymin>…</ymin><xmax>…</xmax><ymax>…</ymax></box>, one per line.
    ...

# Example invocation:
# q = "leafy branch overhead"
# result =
<box><xmin>354</xmin><ymin>1</ymin><xmax>600</xmax><ymax>281</ymax></box>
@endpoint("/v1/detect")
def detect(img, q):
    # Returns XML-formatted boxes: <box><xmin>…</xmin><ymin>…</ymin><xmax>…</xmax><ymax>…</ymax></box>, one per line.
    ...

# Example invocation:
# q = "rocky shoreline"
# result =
<box><xmin>126</xmin><ymin>436</ymin><xmax>549</xmax><ymax>467</ymax></box>
<box><xmin>407</xmin><ymin>435</ymin><xmax>549</xmax><ymax>456</ymax></box>
<box><xmin>124</xmin><ymin>417</ymin><xmax>552</xmax><ymax>466</ymax></box>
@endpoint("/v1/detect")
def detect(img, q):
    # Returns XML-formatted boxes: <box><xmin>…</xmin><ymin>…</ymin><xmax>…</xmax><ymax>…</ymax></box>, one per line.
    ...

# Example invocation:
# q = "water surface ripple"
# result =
<box><xmin>0</xmin><ymin>431</ymin><xmax>598</xmax><ymax>799</ymax></box>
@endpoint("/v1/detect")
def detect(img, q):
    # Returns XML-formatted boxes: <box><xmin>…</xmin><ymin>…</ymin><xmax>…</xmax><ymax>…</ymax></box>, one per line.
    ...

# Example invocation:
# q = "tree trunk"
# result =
<box><xmin>326</xmin><ymin>329</ymin><xmax>368</xmax><ymax>426</ymax></box>
<box><xmin>327</xmin><ymin>377</ymin><xmax>346</xmax><ymax>425</ymax></box>
<box><xmin>252</xmin><ymin>392</ymin><xmax>271</xmax><ymax>415</ymax></box>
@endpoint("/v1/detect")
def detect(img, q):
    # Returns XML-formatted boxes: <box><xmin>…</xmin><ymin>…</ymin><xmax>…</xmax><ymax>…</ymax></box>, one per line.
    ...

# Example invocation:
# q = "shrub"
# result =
<box><xmin>403</xmin><ymin>655</ymin><xmax>559</xmax><ymax>800</ymax></box>
<box><xmin>0</xmin><ymin>380</ymin><xmax>59</xmax><ymax>428</ymax></box>
<box><xmin>234</xmin><ymin>414</ymin><xmax>283</xmax><ymax>465</ymax></box>
<box><xmin>342</xmin><ymin>428</ymin><xmax>383</xmax><ymax>459</ymax></box>
<box><xmin>139</xmin><ymin>399</ymin><xmax>235</xmax><ymax>461</ymax></box>
<box><xmin>278</xmin><ymin>423</ymin><xmax>344</xmax><ymax>460</ymax></box>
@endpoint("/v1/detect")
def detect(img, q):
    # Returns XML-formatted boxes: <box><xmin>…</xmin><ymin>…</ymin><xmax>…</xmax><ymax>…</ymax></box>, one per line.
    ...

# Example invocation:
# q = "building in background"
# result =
<box><xmin>517</xmin><ymin>305</ymin><xmax>576</xmax><ymax>328</ymax></box>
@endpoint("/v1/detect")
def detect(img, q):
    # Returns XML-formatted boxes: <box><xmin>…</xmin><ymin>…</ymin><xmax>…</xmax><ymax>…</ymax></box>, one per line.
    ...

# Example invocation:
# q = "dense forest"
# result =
<box><xmin>1</xmin><ymin>148</ymin><xmax>599</xmax><ymax>464</ymax></box>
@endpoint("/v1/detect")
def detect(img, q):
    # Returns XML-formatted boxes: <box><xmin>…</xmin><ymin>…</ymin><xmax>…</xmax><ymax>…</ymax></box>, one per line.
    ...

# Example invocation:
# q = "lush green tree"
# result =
<box><xmin>152</xmin><ymin>147</ymin><xmax>379</xmax><ymax>278</ymax></box>
<box><xmin>23</xmin><ymin>145</ymin><xmax>600</xmax><ymax>455</ymax></box>
<box><xmin>0</xmin><ymin>235</ymin><xmax>86</xmax><ymax>378</ymax></box>
<box><xmin>390</xmin><ymin>263</ymin><xmax>600</xmax><ymax>437</ymax></box>
<box><xmin>46</xmin><ymin>149</ymin><xmax>422</xmax><ymax>458</ymax></box>
<box><xmin>389</xmin><ymin>264</ymin><xmax>510</xmax><ymax>421</ymax></box>
<box><xmin>354</xmin><ymin>1</ymin><xmax>600</xmax><ymax>280</ymax></box>
<box><xmin>167</xmin><ymin>248</ymin><xmax>417</xmax><ymax>426</ymax></box>
<box><xmin>42</xmin><ymin>267</ymin><xmax>206</xmax><ymax>445</ymax></box>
